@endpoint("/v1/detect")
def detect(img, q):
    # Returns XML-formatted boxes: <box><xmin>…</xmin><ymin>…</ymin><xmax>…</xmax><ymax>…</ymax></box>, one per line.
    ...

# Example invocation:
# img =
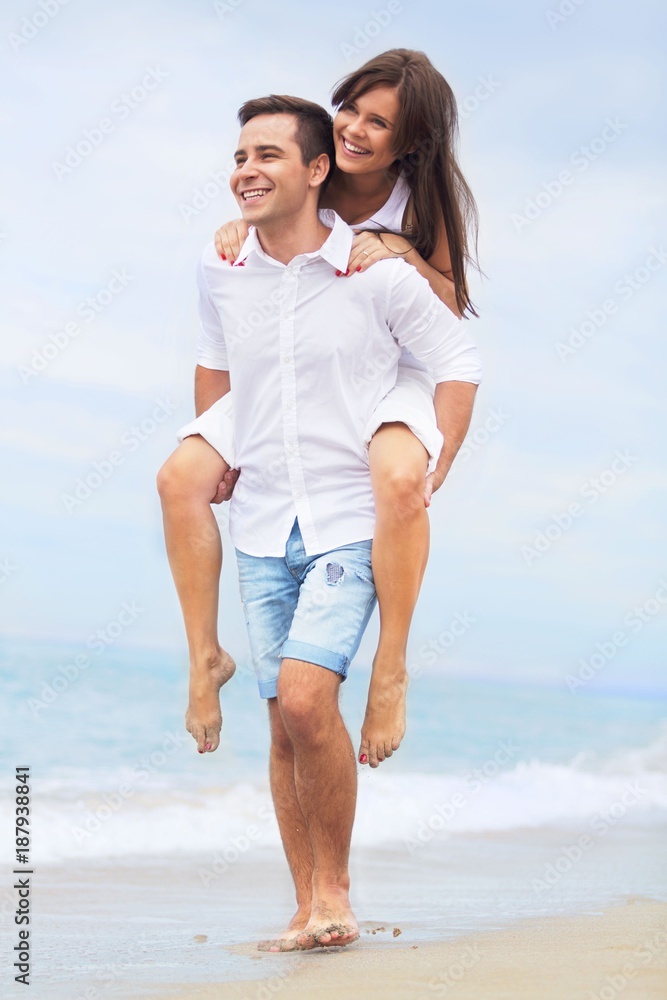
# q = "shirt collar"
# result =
<box><xmin>233</xmin><ymin>209</ymin><xmax>352</xmax><ymax>272</ymax></box>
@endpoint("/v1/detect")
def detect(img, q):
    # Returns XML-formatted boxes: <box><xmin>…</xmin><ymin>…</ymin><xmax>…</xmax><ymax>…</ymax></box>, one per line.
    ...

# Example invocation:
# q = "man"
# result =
<box><xmin>157</xmin><ymin>95</ymin><xmax>481</xmax><ymax>950</ymax></box>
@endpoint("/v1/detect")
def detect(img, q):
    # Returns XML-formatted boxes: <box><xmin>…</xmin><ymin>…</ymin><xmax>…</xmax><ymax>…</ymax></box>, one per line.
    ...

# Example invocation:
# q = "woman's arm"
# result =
<box><xmin>347</xmin><ymin>212</ymin><xmax>462</xmax><ymax>318</ymax></box>
<box><xmin>403</xmin><ymin>216</ymin><xmax>461</xmax><ymax>318</ymax></box>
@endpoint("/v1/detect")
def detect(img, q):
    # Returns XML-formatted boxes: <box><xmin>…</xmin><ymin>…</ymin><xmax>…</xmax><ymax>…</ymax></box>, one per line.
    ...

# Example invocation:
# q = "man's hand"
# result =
<box><xmin>211</xmin><ymin>468</ymin><xmax>239</xmax><ymax>504</ymax></box>
<box><xmin>423</xmin><ymin>467</ymin><xmax>449</xmax><ymax>507</ymax></box>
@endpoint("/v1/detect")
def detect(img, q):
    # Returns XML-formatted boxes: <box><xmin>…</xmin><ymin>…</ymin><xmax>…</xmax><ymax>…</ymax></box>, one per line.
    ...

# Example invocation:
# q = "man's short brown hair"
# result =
<box><xmin>237</xmin><ymin>95</ymin><xmax>335</xmax><ymax>185</ymax></box>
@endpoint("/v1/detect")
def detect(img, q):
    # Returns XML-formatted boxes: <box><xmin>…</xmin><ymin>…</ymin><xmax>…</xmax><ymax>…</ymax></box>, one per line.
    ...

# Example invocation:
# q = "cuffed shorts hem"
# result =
<box><xmin>362</xmin><ymin>367</ymin><xmax>442</xmax><ymax>475</ymax></box>
<box><xmin>281</xmin><ymin>639</ymin><xmax>349</xmax><ymax>675</ymax></box>
<box><xmin>176</xmin><ymin>392</ymin><xmax>236</xmax><ymax>468</ymax></box>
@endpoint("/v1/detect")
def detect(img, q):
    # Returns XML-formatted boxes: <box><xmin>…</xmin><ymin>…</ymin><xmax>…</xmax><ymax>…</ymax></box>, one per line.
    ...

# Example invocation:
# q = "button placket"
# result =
<box><xmin>278</xmin><ymin>267</ymin><xmax>317</xmax><ymax>548</ymax></box>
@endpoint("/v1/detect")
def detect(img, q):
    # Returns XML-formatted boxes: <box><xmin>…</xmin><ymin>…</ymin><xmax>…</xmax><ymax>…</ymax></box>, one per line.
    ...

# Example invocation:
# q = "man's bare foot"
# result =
<box><xmin>295</xmin><ymin>896</ymin><xmax>359</xmax><ymax>950</ymax></box>
<box><xmin>257</xmin><ymin>906</ymin><xmax>311</xmax><ymax>952</ymax></box>
<box><xmin>358</xmin><ymin>656</ymin><xmax>408</xmax><ymax>768</ymax></box>
<box><xmin>185</xmin><ymin>648</ymin><xmax>236</xmax><ymax>753</ymax></box>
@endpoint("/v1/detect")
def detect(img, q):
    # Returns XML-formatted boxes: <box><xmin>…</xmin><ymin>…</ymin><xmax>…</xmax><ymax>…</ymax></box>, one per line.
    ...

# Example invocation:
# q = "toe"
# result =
<box><xmin>368</xmin><ymin>744</ymin><xmax>380</xmax><ymax>768</ymax></box>
<box><xmin>383</xmin><ymin>741</ymin><xmax>394</xmax><ymax>759</ymax></box>
<box><xmin>358</xmin><ymin>734</ymin><xmax>371</xmax><ymax>765</ymax></box>
<box><xmin>205</xmin><ymin>728</ymin><xmax>220</xmax><ymax>752</ymax></box>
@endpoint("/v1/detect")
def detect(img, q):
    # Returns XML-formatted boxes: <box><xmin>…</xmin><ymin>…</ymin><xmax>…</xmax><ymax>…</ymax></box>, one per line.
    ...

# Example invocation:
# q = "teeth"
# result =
<box><xmin>242</xmin><ymin>189</ymin><xmax>270</xmax><ymax>200</ymax></box>
<box><xmin>343</xmin><ymin>138</ymin><xmax>369</xmax><ymax>154</ymax></box>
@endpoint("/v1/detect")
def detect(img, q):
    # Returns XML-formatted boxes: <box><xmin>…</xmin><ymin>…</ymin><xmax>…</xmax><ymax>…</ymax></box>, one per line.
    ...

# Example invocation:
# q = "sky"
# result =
<box><xmin>0</xmin><ymin>0</ymin><xmax>665</xmax><ymax>695</ymax></box>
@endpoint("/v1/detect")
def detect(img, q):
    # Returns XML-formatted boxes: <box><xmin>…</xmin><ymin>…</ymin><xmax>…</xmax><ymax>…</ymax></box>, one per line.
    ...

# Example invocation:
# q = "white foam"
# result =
<box><xmin>3</xmin><ymin>732</ymin><xmax>666</xmax><ymax>863</ymax></box>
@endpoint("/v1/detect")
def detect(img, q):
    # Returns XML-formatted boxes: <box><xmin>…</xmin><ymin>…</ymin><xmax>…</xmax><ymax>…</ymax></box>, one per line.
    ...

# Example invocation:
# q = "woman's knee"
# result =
<box><xmin>369</xmin><ymin>428</ymin><xmax>428</xmax><ymax>515</ymax></box>
<box><xmin>156</xmin><ymin>437</ymin><xmax>227</xmax><ymax>503</ymax></box>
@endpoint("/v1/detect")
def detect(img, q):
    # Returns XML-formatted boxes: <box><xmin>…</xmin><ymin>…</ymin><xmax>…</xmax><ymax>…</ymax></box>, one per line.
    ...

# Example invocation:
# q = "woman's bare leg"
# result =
<box><xmin>156</xmin><ymin>435</ymin><xmax>236</xmax><ymax>753</ymax></box>
<box><xmin>360</xmin><ymin>422</ymin><xmax>430</xmax><ymax>768</ymax></box>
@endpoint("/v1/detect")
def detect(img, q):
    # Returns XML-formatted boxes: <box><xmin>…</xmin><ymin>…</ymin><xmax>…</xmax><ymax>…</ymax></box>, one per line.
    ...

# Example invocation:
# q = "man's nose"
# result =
<box><xmin>239</xmin><ymin>158</ymin><xmax>259</xmax><ymax>178</ymax></box>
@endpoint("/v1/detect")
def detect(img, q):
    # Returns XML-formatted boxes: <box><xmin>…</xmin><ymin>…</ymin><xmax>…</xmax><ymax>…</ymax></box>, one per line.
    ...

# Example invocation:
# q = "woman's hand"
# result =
<box><xmin>214</xmin><ymin>219</ymin><xmax>250</xmax><ymax>264</ymax></box>
<box><xmin>340</xmin><ymin>230</ymin><xmax>414</xmax><ymax>276</ymax></box>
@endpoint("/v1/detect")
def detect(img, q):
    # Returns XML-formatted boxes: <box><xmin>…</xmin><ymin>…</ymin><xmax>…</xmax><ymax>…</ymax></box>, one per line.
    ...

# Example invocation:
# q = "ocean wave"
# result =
<box><xmin>2</xmin><ymin>730</ymin><xmax>666</xmax><ymax>862</ymax></box>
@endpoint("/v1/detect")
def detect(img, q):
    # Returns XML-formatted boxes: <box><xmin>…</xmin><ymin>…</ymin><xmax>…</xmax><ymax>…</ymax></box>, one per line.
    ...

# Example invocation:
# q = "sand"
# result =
<box><xmin>150</xmin><ymin>898</ymin><xmax>667</xmax><ymax>1000</ymax></box>
<box><xmin>26</xmin><ymin>831</ymin><xmax>667</xmax><ymax>999</ymax></box>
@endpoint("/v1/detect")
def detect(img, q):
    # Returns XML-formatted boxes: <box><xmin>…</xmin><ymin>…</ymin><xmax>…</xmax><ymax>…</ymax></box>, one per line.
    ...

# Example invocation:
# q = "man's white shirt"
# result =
<box><xmin>196</xmin><ymin>209</ymin><xmax>482</xmax><ymax>557</ymax></box>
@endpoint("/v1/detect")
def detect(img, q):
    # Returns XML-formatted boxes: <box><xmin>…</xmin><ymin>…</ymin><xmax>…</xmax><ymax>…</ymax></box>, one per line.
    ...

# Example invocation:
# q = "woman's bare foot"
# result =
<box><xmin>295</xmin><ymin>895</ymin><xmax>359</xmax><ymax>950</ymax></box>
<box><xmin>358</xmin><ymin>655</ymin><xmax>408</xmax><ymax>768</ymax></box>
<box><xmin>185</xmin><ymin>648</ymin><xmax>236</xmax><ymax>753</ymax></box>
<box><xmin>257</xmin><ymin>906</ymin><xmax>311</xmax><ymax>952</ymax></box>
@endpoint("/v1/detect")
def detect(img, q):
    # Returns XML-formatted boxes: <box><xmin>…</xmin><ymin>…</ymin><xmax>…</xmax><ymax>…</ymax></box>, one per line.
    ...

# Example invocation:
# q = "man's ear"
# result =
<box><xmin>309</xmin><ymin>153</ymin><xmax>331</xmax><ymax>189</ymax></box>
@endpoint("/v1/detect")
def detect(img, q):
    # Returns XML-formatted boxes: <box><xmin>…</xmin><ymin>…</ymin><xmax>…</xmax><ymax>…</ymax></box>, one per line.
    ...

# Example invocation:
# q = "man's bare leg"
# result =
<box><xmin>360</xmin><ymin>423</ymin><xmax>430</xmax><ymax>768</ymax></box>
<box><xmin>156</xmin><ymin>435</ymin><xmax>236</xmax><ymax>753</ymax></box>
<box><xmin>275</xmin><ymin>658</ymin><xmax>359</xmax><ymax>950</ymax></box>
<box><xmin>257</xmin><ymin>697</ymin><xmax>314</xmax><ymax>952</ymax></box>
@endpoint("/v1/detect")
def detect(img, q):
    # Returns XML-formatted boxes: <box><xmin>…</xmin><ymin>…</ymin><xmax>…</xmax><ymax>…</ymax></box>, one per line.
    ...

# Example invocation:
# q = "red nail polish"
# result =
<box><xmin>356</xmin><ymin>266</ymin><xmax>362</xmax><ymax>272</ymax></box>
<box><xmin>360</xmin><ymin>754</ymin><xmax>368</xmax><ymax>763</ymax></box>
<box><xmin>220</xmin><ymin>254</ymin><xmax>226</xmax><ymax>260</ymax></box>
<box><xmin>335</xmin><ymin>270</ymin><xmax>341</xmax><ymax>276</ymax></box>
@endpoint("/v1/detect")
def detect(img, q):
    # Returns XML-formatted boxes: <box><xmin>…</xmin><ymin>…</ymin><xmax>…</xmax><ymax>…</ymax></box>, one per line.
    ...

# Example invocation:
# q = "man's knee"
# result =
<box><xmin>277</xmin><ymin>660</ymin><xmax>338</xmax><ymax>743</ymax></box>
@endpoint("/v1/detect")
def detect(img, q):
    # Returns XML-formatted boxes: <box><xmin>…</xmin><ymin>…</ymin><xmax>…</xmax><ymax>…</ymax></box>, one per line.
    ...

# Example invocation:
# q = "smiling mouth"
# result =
<box><xmin>342</xmin><ymin>136</ymin><xmax>370</xmax><ymax>155</ymax></box>
<box><xmin>241</xmin><ymin>188</ymin><xmax>272</xmax><ymax>202</ymax></box>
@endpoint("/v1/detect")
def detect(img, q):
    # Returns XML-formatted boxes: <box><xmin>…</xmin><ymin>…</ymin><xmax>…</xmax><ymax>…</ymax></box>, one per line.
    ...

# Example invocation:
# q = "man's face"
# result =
<box><xmin>231</xmin><ymin>114</ymin><xmax>317</xmax><ymax>226</ymax></box>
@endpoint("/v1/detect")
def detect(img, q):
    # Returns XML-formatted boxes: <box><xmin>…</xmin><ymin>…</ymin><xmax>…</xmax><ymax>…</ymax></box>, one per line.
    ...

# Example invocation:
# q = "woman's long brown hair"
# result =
<box><xmin>332</xmin><ymin>49</ymin><xmax>481</xmax><ymax>318</ymax></box>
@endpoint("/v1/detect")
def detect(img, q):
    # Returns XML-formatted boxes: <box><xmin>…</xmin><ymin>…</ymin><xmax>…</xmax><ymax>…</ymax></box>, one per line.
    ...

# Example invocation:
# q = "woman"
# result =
<box><xmin>164</xmin><ymin>48</ymin><xmax>481</xmax><ymax>768</ymax></box>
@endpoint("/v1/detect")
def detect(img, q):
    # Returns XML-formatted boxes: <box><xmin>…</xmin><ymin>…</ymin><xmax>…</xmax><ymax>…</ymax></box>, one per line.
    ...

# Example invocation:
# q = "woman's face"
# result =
<box><xmin>333</xmin><ymin>85</ymin><xmax>400</xmax><ymax>175</ymax></box>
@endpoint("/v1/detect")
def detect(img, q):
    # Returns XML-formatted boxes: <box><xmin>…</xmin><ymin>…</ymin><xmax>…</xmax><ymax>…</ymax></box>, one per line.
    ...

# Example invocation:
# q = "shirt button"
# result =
<box><xmin>295</xmin><ymin>491</ymin><xmax>305</xmax><ymax>500</ymax></box>
<box><xmin>282</xmin><ymin>354</ymin><xmax>292</xmax><ymax>365</ymax></box>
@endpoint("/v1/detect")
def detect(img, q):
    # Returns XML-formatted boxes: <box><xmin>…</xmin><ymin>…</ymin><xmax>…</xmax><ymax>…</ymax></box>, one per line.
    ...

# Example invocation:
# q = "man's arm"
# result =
<box><xmin>425</xmin><ymin>380</ymin><xmax>478</xmax><ymax>504</ymax></box>
<box><xmin>383</xmin><ymin>261</ymin><xmax>482</xmax><ymax>502</ymax></box>
<box><xmin>195</xmin><ymin>365</ymin><xmax>230</xmax><ymax>417</ymax></box>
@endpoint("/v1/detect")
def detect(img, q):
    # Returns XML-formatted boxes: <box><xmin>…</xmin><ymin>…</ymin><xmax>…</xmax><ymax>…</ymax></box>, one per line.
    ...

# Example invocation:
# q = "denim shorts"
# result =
<box><xmin>235</xmin><ymin>519</ymin><xmax>377</xmax><ymax>699</ymax></box>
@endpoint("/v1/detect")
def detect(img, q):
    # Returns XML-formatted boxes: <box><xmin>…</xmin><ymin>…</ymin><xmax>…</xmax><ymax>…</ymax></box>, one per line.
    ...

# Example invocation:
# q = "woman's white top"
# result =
<box><xmin>354</xmin><ymin>172</ymin><xmax>430</xmax><ymax>376</ymax></box>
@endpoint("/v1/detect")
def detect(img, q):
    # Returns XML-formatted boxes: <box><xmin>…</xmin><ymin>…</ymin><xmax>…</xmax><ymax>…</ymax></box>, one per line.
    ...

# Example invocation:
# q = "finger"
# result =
<box><xmin>232</xmin><ymin>222</ymin><xmax>249</xmax><ymax>263</ymax></box>
<box><xmin>353</xmin><ymin>248</ymin><xmax>384</xmax><ymax>274</ymax></box>
<box><xmin>214</xmin><ymin>230</ymin><xmax>225</xmax><ymax>259</ymax></box>
<box><xmin>219</xmin><ymin>235</ymin><xmax>235</xmax><ymax>263</ymax></box>
<box><xmin>211</xmin><ymin>480</ymin><xmax>228</xmax><ymax>504</ymax></box>
<box><xmin>222</xmin><ymin>469</ymin><xmax>239</xmax><ymax>501</ymax></box>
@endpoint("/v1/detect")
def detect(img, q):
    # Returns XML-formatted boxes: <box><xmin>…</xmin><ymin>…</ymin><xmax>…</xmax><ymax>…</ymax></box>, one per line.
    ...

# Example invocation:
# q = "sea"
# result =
<box><xmin>1</xmin><ymin>636</ymin><xmax>666</xmax><ymax>996</ymax></box>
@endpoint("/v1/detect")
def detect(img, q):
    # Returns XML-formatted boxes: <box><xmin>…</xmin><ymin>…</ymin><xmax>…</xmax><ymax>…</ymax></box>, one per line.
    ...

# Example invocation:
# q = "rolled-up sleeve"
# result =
<box><xmin>386</xmin><ymin>260</ymin><xmax>482</xmax><ymax>384</ymax></box>
<box><xmin>196</xmin><ymin>251</ymin><xmax>229</xmax><ymax>371</ymax></box>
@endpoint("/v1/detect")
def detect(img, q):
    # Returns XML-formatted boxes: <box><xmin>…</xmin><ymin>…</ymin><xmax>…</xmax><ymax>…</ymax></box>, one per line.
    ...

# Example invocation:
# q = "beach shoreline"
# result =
<box><xmin>24</xmin><ymin>824</ymin><xmax>667</xmax><ymax>1000</ymax></box>
<box><xmin>157</xmin><ymin>898</ymin><xmax>667</xmax><ymax>1000</ymax></box>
